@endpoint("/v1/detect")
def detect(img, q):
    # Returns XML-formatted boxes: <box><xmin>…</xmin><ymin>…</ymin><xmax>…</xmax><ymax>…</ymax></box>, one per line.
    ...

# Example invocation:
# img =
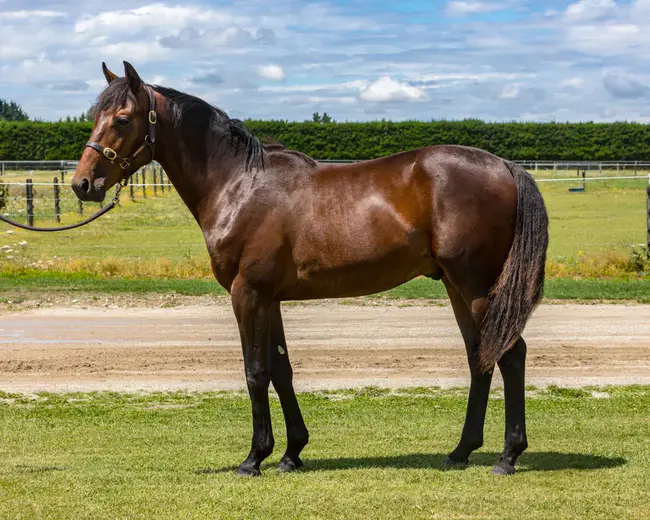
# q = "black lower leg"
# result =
<box><xmin>232</xmin><ymin>283</ymin><xmax>274</xmax><ymax>476</ymax></box>
<box><xmin>446</xmin><ymin>360</ymin><xmax>493</xmax><ymax>465</ymax></box>
<box><xmin>443</xmin><ymin>280</ymin><xmax>494</xmax><ymax>467</ymax></box>
<box><xmin>270</xmin><ymin>304</ymin><xmax>309</xmax><ymax>472</ymax></box>
<box><xmin>493</xmin><ymin>337</ymin><xmax>528</xmax><ymax>476</ymax></box>
<box><xmin>238</xmin><ymin>371</ymin><xmax>274</xmax><ymax>476</ymax></box>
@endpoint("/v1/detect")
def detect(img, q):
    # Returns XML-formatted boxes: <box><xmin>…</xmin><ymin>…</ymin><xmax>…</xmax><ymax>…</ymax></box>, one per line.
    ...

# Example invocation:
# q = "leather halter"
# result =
<box><xmin>85</xmin><ymin>85</ymin><xmax>157</xmax><ymax>180</ymax></box>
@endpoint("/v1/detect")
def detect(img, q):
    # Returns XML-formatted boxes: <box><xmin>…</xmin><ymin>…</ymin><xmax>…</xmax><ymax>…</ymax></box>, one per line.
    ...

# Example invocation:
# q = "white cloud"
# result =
<box><xmin>74</xmin><ymin>4</ymin><xmax>237</xmax><ymax>35</ymax></box>
<box><xmin>259</xmin><ymin>80</ymin><xmax>365</xmax><ymax>93</ymax></box>
<box><xmin>256</xmin><ymin>64</ymin><xmax>285</xmax><ymax>81</ymax></box>
<box><xmin>0</xmin><ymin>10</ymin><xmax>65</xmax><ymax>19</ymax></box>
<box><xmin>566</xmin><ymin>23</ymin><xmax>643</xmax><ymax>55</ymax></box>
<box><xmin>160</xmin><ymin>25</ymin><xmax>256</xmax><ymax>49</ymax></box>
<box><xmin>445</xmin><ymin>1</ymin><xmax>507</xmax><ymax>17</ymax></box>
<box><xmin>564</xmin><ymin>0</ymin><xmax>617</xmax><ymax>21</ymax></box>
<box><xmin>101</xmin><ymin>42</ymin><xmax>169</xmax><ymax>62</ymax></box>
<box><xmin>560</xmin><ymin>77</ymin><xmax>586</xmax><ymax>88</ymax></box>
<box><xmin>359</xmin><ymin>77</ymin><xmax>427</xmax><ymax>102</ymax></box>
<box><xmin>498</xmin><ymin>84</ymin><xmax>520</xmax><ymax>100</ymax></box>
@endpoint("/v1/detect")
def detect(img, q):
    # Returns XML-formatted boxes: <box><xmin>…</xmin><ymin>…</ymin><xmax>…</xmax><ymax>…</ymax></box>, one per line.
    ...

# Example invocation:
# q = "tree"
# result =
<box><xmin>0</xmin><ymin>99</ymin><xmax>29</xmax><ymax>121</ymax></box>
<box><xmin>311</xmin><ymin>112</ymin><xmax>334</xmax><ymax>124</ymax></box>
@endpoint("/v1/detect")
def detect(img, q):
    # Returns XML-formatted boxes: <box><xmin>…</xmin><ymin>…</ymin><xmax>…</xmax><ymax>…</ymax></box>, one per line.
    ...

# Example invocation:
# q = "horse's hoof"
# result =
<box><xmin>278</xmin><ymin>456</ymin><xmax>304</xmax><ymax>473</ymax></box>
<box><xmin>237</xmin><ymin>464</ymin><xmax>262</xmax><ymax>477</ymax></box>
<box><xmin>491</xmin><ymin>462</ymin><xmax>515</xmax><ymax>476</ymax></box>
<box><xmin>442</xmin><ymin>456</ymin><xmax>469</xmax><ymax>470</ymax></box>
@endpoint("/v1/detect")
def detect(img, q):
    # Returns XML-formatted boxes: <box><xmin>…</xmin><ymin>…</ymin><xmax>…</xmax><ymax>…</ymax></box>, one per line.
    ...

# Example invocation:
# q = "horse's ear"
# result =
<box><xmin>102</xmin><ymin>62</ymin><xmax>118</xmax><ymax>84</ymax></box>
<box><xmin>123</xmin><ymin>61</ymin><xmax>142</xmax><ymax>93</ymax></box>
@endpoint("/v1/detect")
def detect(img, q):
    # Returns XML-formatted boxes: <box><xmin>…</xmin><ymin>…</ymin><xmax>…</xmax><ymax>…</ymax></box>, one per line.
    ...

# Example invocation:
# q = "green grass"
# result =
<box><xmin>1</xmin><ymin>271</ymin><xmax>650</xmax><ymax>302</ymax></box>
<box><xmin>1</xmin><ymin>388</ymin><xmax>649</xmax><ymax>519</ymax></box>
<box><xmin>539</xmin><ymin>179</ymin><xmax>648</xmax><ymax>259</ymax></box>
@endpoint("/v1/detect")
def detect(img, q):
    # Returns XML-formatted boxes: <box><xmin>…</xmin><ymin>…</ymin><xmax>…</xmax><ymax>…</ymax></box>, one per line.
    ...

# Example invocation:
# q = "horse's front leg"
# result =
<box><xmin>231</xmin><ymin>278</ymin><xmax>274</xmax><ymax>476</ymax></box>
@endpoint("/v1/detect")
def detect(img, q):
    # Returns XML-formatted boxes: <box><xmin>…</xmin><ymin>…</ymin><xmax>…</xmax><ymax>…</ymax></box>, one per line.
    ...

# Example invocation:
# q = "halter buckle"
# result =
<box><xmin>149</xmin><ymin>110</ymin><xmax>157</xmax><ymax>124</ymax></box>
<box><xmin>119</xmin><ymin>158</ymin><xmax>131</xmax><ymax>170</ymax></box>
<box><xmin>103</xmin><ymin>147</ymin><xmax>117</xmax><ymax>161</ymax></box>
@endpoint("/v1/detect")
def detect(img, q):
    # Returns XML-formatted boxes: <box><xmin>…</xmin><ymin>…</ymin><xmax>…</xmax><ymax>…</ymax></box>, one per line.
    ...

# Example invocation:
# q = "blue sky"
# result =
<box><xmin>1</xmin><ymin>0</ymin><xmax>649</xmax><ymax>122</ymax></box>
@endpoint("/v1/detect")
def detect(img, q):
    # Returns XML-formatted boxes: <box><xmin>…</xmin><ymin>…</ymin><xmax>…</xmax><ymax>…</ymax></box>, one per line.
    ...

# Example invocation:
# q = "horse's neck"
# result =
<box><xmin>153</xmin><ymin>120</ymin><xmax>238</xmax><ymax>224</ymax></box>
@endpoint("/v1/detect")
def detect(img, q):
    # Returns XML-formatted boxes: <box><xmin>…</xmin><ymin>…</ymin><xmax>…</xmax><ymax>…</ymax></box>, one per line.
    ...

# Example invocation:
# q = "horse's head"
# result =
<box><xmin>72</xmin><ymin>61</ymin><xmax>157</xmax><ymax>202</ymax></box>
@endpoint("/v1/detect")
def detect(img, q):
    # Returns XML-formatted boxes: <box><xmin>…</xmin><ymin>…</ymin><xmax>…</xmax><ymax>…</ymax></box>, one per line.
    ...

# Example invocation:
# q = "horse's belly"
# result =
<box><xmin>282</xmin><ymin>229</ymin><xmax>437</xmax><ymax>300</ymax></box>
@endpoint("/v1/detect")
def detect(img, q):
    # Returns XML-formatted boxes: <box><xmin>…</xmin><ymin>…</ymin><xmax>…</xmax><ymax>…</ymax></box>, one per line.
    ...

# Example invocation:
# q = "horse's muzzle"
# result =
<box><xmin>72</xmin><ymin>176</ymin><xmax>106</xmax><ymax>202</ymax></box>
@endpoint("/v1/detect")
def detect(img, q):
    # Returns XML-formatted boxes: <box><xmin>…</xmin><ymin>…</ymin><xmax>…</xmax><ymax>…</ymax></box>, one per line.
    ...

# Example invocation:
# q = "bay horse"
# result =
<box><xmin>72</xmin><ymin>62</ymin><xmax>548</xmax><ymax>477</ymax></box>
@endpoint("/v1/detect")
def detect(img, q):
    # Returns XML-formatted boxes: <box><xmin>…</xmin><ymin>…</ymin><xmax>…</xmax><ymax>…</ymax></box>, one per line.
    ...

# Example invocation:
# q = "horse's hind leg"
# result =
<box><xmin>269</xmin><ymin>303</ymin><xmax>309</xmax><ymax>472</ymax></box>
<box><xmin>493</xmin><ymin>337</ymin><xmax>527</xmax><ymax>475</ymax></box>
<box><xmin>442</xmin><ymin>278</ymin><xmax>494</xmax><ymax>467</ymax></box>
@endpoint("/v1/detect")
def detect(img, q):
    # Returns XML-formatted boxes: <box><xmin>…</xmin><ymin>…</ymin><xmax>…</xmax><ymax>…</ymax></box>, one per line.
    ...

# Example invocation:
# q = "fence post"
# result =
<box><xmin>167</xmin><ymin>167</ymin><xmax>171</xmax><ymax>191</ymax></box>
<box><xmin>26</xmin><ymin>179</ymin><xmax>34</xmax><ymax>227</ymax></box>
<box><xmin>159</xmin><ymin>167</ymin><xmax>165</xmax><ymax>193</ymax></box>
<box><xmin>1</xmin><ymin>162</ymin><xmax>5</xmax><ymax>176</ymax></box>
<box><xmin>153</xmin><ymin>166</ymin><xmax>158</xmax><ymax>197</ymax></box>
<box><xmin>61</xmin><ymin>170</ymin><xmax>65</xmax><ymax>184</ymax></box>
<box><xmin>53</xmin><ymin>176</ymin><xmax>61</xmax><ymax>223</ymax></box>
<box><xmin>130</xmin><ymin>178</ymin><xmax>135</xmax><ymax>201</ymax></box>
<box><xmin>78</xmin><ymin>199</ymin><xmax>83</xmax><ymax>216</ymax></box>
<box><xmin>142</xmin><ymin>167</ymin><xmax>147</xmax><ymax>198</ymax></box>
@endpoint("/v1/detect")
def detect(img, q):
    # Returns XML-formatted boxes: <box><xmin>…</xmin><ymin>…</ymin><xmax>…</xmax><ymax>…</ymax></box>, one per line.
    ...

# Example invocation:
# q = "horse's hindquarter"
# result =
<box><xmin>425</xmin><ymin>146</ymin><xmax>518</xmax><ymax>285</ymax></box>
<box><xmin>281</xmin><ymin>152</ymin><xmax>439</xmax><ymax>299</ymax></box>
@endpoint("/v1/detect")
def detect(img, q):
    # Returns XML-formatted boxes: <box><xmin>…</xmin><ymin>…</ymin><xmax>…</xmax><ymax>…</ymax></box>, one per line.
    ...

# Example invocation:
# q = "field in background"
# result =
<box><xmin>1</xmin><ymin>387</ymin><xmax>649</xmax><ymax>519</ymax></box>
<box><xmin>1</xmin><ymin>166</ymin><xmax>649</xmax><ymax>288</ymax></box>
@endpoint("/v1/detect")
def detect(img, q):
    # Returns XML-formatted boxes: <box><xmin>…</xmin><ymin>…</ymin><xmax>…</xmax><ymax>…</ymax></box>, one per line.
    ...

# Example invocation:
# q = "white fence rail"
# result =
<box><xmin>3</xmin><ymin>159</ymin><xmax>650</xmax><ymax>175</ymax></box>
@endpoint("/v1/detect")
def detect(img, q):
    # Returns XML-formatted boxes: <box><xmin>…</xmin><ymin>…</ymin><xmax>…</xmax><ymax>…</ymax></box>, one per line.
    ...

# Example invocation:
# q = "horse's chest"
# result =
<box><xmin>202</xmin><ymin>221</ymin><xmax>245</xmax><ymax>292</ymax></box>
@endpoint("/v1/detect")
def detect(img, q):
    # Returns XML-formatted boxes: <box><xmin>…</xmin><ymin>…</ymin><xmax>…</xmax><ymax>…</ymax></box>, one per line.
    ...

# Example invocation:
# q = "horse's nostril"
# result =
<box><xmin>79</xmin><ymin>178</ymin><xmax>90</xmax><ymax>194</ymax></box>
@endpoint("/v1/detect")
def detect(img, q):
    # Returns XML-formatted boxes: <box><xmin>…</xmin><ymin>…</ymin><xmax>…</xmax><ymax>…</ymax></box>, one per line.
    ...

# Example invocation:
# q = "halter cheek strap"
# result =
<box><xmin>85</xmin><ymin>85</ymin><xmax>158</xmax><ymax>181</ymax></box>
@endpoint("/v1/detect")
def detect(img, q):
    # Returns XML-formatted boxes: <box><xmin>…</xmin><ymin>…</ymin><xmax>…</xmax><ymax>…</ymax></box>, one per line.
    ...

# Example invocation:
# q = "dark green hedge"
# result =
<box><xmin>0</xmin><ymin>122</ymin><xmax>94</xmax><ymax>161</ymax></box>
<box><xmin>1</xmin><ymin>120</ymin><xmax>649</xmax><ymax>161</ymax></box>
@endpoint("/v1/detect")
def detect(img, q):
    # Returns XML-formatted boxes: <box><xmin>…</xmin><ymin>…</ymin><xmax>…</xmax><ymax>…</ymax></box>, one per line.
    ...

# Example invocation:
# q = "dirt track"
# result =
<box><xmin>1</xmin><ymin>302</ymin><xmax>649</xmax><ymax>392</ymax></box>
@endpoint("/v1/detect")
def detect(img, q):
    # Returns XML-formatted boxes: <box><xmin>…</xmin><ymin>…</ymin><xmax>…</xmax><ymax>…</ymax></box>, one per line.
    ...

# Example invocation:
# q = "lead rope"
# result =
<box><xmin>0</xmin><ymin>178</ymin><xmax>126</xmax><ymax>233</ymax></box>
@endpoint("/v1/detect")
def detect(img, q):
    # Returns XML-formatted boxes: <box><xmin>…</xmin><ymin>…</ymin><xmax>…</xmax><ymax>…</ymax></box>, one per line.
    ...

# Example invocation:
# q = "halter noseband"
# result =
<box><xmin>85</xmin><ymin>85</ymin><xmax>158</xmax><ymax>181</ymax></box>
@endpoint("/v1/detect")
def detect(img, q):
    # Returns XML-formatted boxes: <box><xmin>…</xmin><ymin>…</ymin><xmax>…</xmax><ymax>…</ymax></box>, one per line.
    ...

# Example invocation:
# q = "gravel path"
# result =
<box><xmin>1</xmin><ymin>302</ymin><xmax>649</xmax><ymax>392</ymax></box>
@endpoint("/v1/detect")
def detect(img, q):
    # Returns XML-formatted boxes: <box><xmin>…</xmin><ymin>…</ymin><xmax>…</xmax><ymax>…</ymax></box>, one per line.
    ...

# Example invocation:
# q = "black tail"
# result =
<box><xmin>478</xmin><ymin>162</ymin><xmax>549</xmax><ymax>372</ymax></box>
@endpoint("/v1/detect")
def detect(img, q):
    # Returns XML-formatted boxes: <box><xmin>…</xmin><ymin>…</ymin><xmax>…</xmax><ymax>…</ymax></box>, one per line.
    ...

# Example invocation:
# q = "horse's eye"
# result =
<box><xmin>116</xmin><ymin>116</ymin><xmax>130</xmax><ymax>126</ymax></box>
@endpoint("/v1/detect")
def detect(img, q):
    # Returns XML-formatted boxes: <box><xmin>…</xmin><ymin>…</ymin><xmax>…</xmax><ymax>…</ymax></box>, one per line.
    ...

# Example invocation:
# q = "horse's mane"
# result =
<box><xmin>95</xmin><ymin>79</ymin><xmax>316</xmax><ymax>171</ymax></box>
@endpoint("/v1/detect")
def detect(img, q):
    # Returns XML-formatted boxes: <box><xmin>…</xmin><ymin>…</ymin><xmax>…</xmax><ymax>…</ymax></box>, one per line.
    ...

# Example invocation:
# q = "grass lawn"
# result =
<box><xmin>1</xmin><ymin>271</ymin><xmax>650</xmax><ymax>302</ymax></box>
<box><xmin>1</xmin><ymin>387</ymin><xmax>649</xmax><ymax>519</ymax></box>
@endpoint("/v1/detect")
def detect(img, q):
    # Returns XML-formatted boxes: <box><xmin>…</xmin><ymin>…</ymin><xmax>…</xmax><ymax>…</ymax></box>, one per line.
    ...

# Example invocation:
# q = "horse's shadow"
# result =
<box><xmin>196</xmin><ymin>451</ymin><xmax>626</xmax><ymax>475</ymax></box>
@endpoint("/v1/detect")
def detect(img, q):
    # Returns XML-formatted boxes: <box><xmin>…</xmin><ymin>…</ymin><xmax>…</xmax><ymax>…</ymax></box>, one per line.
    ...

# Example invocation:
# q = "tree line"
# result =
<box><xmin>2</xmin><ymin>119</ymin><xmax>650</xmax><ymax>161</ymax></box>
